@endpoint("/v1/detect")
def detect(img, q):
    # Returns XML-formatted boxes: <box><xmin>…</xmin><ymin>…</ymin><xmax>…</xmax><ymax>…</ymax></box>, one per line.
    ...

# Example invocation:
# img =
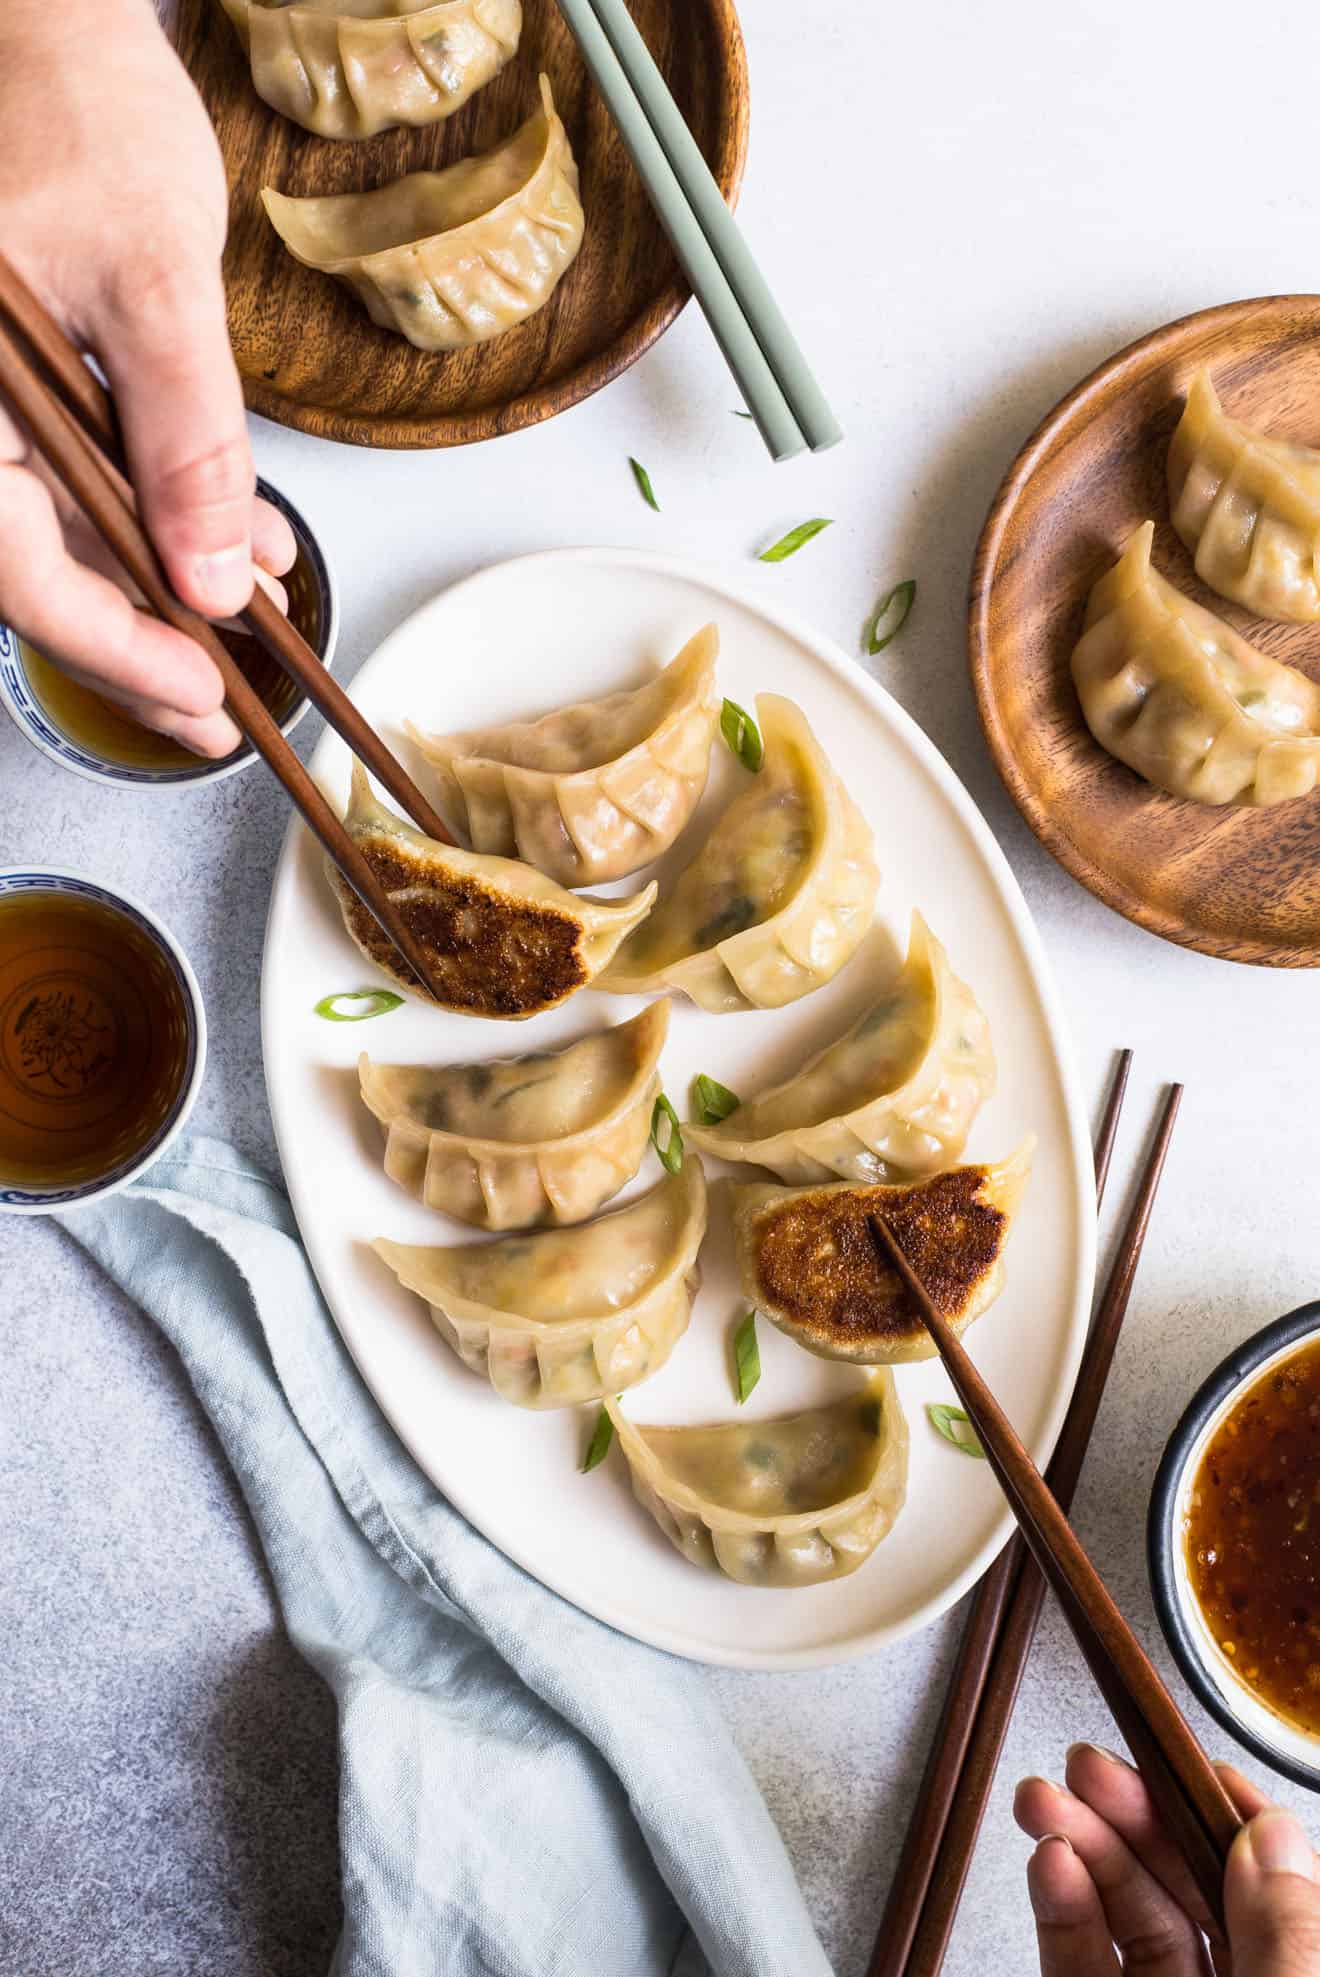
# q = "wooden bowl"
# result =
<box><xmin>174</xmin><ymin>0</ymin><xmax>748</xmax><ymax>449</ymax></box>
<box><xmin>969</xmin><ymin>296</ymin><xmax>1320</xmax><ymax>968</ymax></box>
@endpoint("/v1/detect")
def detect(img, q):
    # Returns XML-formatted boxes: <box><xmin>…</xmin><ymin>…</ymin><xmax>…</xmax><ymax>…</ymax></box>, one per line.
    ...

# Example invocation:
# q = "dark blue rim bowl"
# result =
<box><xmin>1148</xmin><ymin>1299</ymin><xmax>1320</xmax><ymax>1792</ymax></box>
<box><xmin>0</xmin><ymin>477</ymin><xmax>337</xmax><ymax>789</ymax></box>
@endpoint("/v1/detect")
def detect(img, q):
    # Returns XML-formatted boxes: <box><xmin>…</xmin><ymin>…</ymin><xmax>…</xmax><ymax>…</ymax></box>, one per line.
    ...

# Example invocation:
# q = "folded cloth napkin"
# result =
<box><xmin>58</xmin><ymin>1136</ymin><xmax>830</xmax><ymax>1977</ymax></box>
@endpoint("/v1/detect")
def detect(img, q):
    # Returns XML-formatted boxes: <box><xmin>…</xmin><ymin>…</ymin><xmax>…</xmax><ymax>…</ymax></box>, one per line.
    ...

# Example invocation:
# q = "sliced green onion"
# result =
<box><xmin>651</xmin><ymin>1094</ymin><xmax>683</xmax><ymax>1173</ymax></box>
<box><xmin>581</xmin><ymin>1406</ymin><xmax>615</xmax><ymax>1472</ymax></box>
<box><xmin>314</xmin><ymin>988</ymin><xmax>404</xmax><ymax>1022</ymax></box>
<box><xmin>720</xmin><ymin>696</ymin><xmax>763</xmax><ymax>771</ymax></box>
<box><xmin>758</xmin><ymin>518</ymin><xmax>832</xmax><ymax>563</ymax></box>
<box><xmin>732</xmin><ymin>1311</ymin><xmax>761</xmax><ymax>1403</ymax></box>
<box><xmin>732</xmin><ymin>409</ymin><xmax>754</xmax><ymax>420</ymax></box>
<box><xmin>927</xmin><ymin>1402</ymin><xmax>985</xmax><ymax>1458</ymax></box>
<box><xmin>629</xmin><ymin>457</ymin><xmax>660</xmax><ymax>512</ymax></box>
<box><xmin>867</xmin><ymin>579</ymin><xmax>917</xmax><ymax>655</ymax></box>
<box><xmin>692</xmin><ymin>1074</ymin><xmax>741</xmax><ymax>1126</ymax></box>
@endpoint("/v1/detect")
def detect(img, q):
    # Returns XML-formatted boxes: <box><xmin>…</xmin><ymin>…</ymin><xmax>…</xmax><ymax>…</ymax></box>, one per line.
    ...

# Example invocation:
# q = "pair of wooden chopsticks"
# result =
<box><xmin>868</xmin><ymin>1057</ymin><xmax>1241</xmax><ymax>1969</ymax></box>
<box><xmin>0</xmin><ymin>251</ymin><xmax>454</xmax><ymax>1001</ymax></box>
<box><xmin>553</xmin><ymin>0</ymin><xmax>840</xmax><ymax>462</ymax></box>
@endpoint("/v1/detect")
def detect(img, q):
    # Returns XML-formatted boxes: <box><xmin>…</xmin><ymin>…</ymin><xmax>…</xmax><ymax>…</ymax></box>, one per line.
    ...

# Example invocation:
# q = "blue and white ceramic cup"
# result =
<box><xmin>0</xmin><ymin>870</ymin><xmax>206</xmax><ymax>1214</ymax></box>
<box><xmin>0</xmin><ymin>478</ymin><xmax>338</xmax><ymax>789</ymax></box>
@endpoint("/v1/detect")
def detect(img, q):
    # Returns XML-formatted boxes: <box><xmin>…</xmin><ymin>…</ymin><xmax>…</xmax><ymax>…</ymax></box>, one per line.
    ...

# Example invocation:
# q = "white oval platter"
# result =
<box><xmin>262</xmin><ymin>548</ymin><xmax>1095</xmax><ymax>1669</ymax></box>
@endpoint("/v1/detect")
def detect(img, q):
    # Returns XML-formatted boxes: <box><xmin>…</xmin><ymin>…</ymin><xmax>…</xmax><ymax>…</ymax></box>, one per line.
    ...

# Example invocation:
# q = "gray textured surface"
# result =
<box><xmin>7</xmin><ymin>2</ymin><xmax>1320</xmax><ymax>1970</ymax></box>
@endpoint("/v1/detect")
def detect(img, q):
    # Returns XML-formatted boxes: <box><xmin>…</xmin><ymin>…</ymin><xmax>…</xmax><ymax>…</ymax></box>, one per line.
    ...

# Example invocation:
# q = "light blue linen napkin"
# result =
<box><xmin>57</xmin><ymin>1136</ymin><xmax>831</xmax><ymax>1977</ymax></box>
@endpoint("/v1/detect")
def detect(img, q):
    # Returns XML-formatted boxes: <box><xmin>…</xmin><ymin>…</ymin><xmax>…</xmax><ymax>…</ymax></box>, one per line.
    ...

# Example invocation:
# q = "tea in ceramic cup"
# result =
<box><xmin>0</xmin><ymin>869</ymin><xmax>206</xmax><ymax>1212</ymax></box>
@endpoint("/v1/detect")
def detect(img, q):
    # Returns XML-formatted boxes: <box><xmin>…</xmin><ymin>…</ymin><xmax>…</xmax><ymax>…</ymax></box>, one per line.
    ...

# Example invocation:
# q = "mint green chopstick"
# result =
<box><xmin>554</xmin><ymin>0</ymin><xmax>840</xmax><ymax>462</ymax></box>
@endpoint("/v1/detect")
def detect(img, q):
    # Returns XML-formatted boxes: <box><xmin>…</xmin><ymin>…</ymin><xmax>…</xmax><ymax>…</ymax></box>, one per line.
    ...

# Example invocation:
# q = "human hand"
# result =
<box><xmin>1016</xmin><ymin>1742</ymin><xmax>1320</xmax><ymax>1974</ymax></box>
<box><xmin>0</xmin><ymin>0</ymin><xmax>295</xmax><ymax>756</ymax></box>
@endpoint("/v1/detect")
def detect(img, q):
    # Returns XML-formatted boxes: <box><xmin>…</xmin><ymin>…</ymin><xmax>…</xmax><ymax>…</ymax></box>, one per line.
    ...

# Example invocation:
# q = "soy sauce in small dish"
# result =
<box><xmin>0</xmin><ymin>888</ymin><xmax>191</xmax><ymax>1189</ymax></box>
<box><xmin>1185</xmin><ymin>1338</ymin><xmax>1320</xmax><ymax>1737</ymax></box>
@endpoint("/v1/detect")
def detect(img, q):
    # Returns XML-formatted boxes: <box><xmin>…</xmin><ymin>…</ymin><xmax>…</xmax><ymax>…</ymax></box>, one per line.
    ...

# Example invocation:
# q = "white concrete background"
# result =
<box><xmin>4</xmin><ymin>2</ymin><xmax>1320</xmax><ymax>1970</ymax></box>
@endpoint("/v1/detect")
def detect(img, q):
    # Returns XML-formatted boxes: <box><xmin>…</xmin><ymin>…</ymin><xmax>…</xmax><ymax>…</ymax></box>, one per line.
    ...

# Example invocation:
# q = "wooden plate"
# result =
<box><xmin>969</xmin><ymin>296</ymin><xmax>1320</xmax><ymax>968</ymax></box>
<box><xmin>174</xmin><ymin>0</ymin><xmax>748</xmax><ymax>448</ymax></box>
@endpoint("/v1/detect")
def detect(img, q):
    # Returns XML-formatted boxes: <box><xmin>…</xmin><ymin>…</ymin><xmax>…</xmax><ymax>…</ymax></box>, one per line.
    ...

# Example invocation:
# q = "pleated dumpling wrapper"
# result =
<box><xmin>261</xmin><ymin>75</ymin><xmax>583</xmax><ymax>351</ymax></box>
<box><xmin>688</xmin><ymin>912</ymin><xmax>995</xmax><ymax>1183</ymax></box>
<box><xmin>373</xmin><ymin>1158</ymin><xmax>707</xmax><ymax>1408</ymax></box>
<box><xmin>605</xmin><ymin>1370</ymin><xmax>908</xmax><ymax>1587</ymax></box>
<box><xmin>216</xmin><ymin>0</ymin><xmax>521</xmax><ymax>141</ymax></box>
<box><xmin>600</xmin><ymin>694</ymin><xmax>879</xmax><ymax>1013</ymax></box>
<box><xmin>408</xmin><ymin>626</ymin><xmax>721</xmax><ymax>886</ymax></box>
<box><xmin>1169</xmin><ymin>368</ymin><xmax>1320</xmax><ymax>624</ymax></box>
<box><xmin>359</xmin><ymin>1001</ymin><xmax>668</xmax><ymax>1229</ymax></box>
<box><xmin>328</xmin><ymin>763</ymin><xmax>656</xmax><ymax>1017</ymax></box>
<box><xmin>731</xmin><ymin>1140</ymin><xmax>1033</xmax><ymax>1365</ymax></box>
<box><xmin>1073</xmin><ymin>523</ymin><xmax>1320</xmax><ymax>806</ymax></box>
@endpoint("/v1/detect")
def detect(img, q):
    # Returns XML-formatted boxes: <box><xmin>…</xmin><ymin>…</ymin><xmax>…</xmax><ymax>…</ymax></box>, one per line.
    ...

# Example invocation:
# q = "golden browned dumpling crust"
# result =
<box><xmin>337</xmin><ymin>834</ymin><xmax>587</xmax><ymax>1017</ymax></box>
<box><xmin>750</xmin><ymin>1168</ymin><xmax>1006</xmax><ymax>1354</ymax></box>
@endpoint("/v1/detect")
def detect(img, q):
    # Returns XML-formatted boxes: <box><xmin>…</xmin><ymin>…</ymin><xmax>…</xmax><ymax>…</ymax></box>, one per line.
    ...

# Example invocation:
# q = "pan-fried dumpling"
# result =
<box><xmin>731</xmin><ymin>1141</ymin><xmax>1033</xmax><ymax>1365</ymax></box>
<box><xmin>1169</xmin><ymin>369</ymin><xmax>1320</xmax><ymax>623</ymax></box>
<box><xmin>216</xmin><ymin>0</ymin><xmax>521</xmax><ymax>141</ymax></box>
<box><xmin>688</xmin><ymin>913</ymin><xmax>994</xmax><ymax>1182</ymax></box>
<box><xmin>373</xmin><ymin>1158</ymin><xmax>706</xmax><ymax>1408</ymax></box>
<box><xmin>1072</xmin><ymin>523</ymin><xmax>1320</xmax><ymax>805</ymax></box>
<box><xmin>407</xmin><ymin>627</ymin><xmax>721</xmax><ymax>886</ymax></box>
<box><xmin>328</xmin><ymin>763</ymin><xmax>655</xmax><ymax>1018</ymax></box>
<box><xmin>359</xmin><ymin>1001</ymin><xmax>668</xmax><ymax>1229</ymax></box>
<box><xmin>600</xmin><ymin>695</ymin><xmax>879</xmax><ymax>1013</ymax></box>
<box><xmin>261</xmin><ymin>76</ymin><xmax>583</xmax><ymax>351</ymax></box>
<box><xmin>605</xmin><ymin>1370</ymin><xmax>907</xmax><ymax>1586</ymax></box>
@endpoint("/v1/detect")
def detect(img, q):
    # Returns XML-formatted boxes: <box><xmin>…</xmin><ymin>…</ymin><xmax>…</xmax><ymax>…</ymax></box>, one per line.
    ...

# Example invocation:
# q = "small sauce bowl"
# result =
<box><xmin>0</xmin><ymin>868</ymin><xmax>206</xmax><ymax>1214</ymax></box>
<box><xmin>1149</xmin><ymin>1301</ymin><xmax>1320</xmax><ymax>1791</ymax></box>
<box><xmin>0</xmin><ymin>477</ymin><xmax>337</xmax><ymax>790</ymax></box>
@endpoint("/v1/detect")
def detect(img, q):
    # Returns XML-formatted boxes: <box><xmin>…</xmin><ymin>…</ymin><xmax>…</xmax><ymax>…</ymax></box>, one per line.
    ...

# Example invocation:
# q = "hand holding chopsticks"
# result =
<box><xmin>0</xmin><ymin>248</ymin><xmax>452</xmax><ymax>1003</ymax></box>
<box><xmin>866</xmin><ymin>1084</ymin><xmax>1243</xmax><ymax>1941</ymax></box>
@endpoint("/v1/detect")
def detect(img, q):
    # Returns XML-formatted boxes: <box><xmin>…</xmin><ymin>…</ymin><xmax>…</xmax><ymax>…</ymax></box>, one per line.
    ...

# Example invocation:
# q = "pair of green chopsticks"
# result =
<box><xmin>554</xmin><ymin>0</ymin><xmax>840</xmax><ymax>462</ymax></box>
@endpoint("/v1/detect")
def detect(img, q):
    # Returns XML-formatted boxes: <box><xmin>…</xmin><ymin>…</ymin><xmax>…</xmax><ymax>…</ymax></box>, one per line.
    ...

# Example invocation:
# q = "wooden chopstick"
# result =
<box><xmin>868</xmin><ymin>1182</ymin><xmax>1242</xmax><ymax>1934</ymax></box>
<box><xmin>552</xmin><ymin>0</ymin><xmax>838</xmax><ymax>462</ymax></box>
<box><xmin>867</xmin><ymin>1048</ymin><xmax>1133</xmax><ymax>1977</ymax></box>
<box><xmin>0</xmin><ymin>311</ymin><xmax>447</xmax><ymax>1003</ymax></box>
<box><xmin>0</xmin><ymin>249</ymin><xmax>455</xmax><ymax>847</ymax></box>
<box><xmin>903</xmin><ymin>1081</ymin><xmax>1186</xmax><ymax>1971</ymax></box>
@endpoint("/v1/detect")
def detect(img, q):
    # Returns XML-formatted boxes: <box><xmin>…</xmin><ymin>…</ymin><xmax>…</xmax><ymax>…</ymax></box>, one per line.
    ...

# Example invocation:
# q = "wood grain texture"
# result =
<box><xmin>173</xmin><ymin>0</ymin><xmax>748</xmax><ymax>449</ymax></box>
<box><xmin>969</xmin><ymin>296</ymin><xmax>1320</xmax><ymax>968</ymax></box>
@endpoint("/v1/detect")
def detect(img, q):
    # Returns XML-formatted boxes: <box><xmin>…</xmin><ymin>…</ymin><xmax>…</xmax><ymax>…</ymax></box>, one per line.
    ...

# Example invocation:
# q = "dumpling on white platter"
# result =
<box><xmin>600</xmin><ymin>694</ymin><xmax>879</xmax><ymax>1013</ymax></box>
<box><xmin>407</xmin><ymin>626</ymin><xmax>721</xmax><ymax>886</ymax></box>
<box><xmin>374</xmin><ymin>1158</ymin><xmax>706</xmax><ymax>1408</ymax></box>
<box><xmin>731</xmin><ymin>1141</ymin><xmax>1033</xmax><ymax>1365</ymax></box>
<box><xmin>216</xmin><ymin>0</ymin><xmax>521</xmax><ymax>141</ymax></box>
<box><xmin>328</xmin><ymin>763</ymin><xmax>655</xmax><ymax>1017</ymax></box>
<box><xmin>688</xmin><ymin>912</ymin><xmax>994</xmax><ymax>1182</ymax></box>
<box><xmin>359</xmin><ymin>1001</ymin><xmax>668</xmax><ymax>1229</ymax></box>
<box><xmin>605</xmin><ymin>1370</ymin><xmax>908</xmax><ymax>1587</ymax></box>
<box><xmin>262</xmin><ymin>77</ymin><xmax>583</xmax><ymax>350</ymax></box>
<box><xmin>1169</xmin><ymin>368</ymin><xmax>1320</xmax><ymax>624</ymax></box>
<box><xmin>1073</xmin><ymin>522</ymin><xmax>1320</xmax><ymax>806</ymax></box>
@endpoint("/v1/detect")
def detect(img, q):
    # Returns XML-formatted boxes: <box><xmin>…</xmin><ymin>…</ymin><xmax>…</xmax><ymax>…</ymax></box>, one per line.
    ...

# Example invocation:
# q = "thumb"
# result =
<box><xmin>93</xmin><ymin>252</ymin><xmax>255</xmax><ymax>622</ymax></box>
<box><xmin>1226</xmin><ymin>1809</ymin><xmax>1320</xmax><ymax>1975</ymax></box>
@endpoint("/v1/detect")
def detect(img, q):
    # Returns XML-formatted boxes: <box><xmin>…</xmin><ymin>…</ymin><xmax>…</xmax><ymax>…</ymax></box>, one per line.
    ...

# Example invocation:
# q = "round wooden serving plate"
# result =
<box><xmin>970</xmin><ymin>295</ymin><xmax>1320</xmax><ymax>968</ymax></box>
<box><xmin>174</xmin><ymin>0</ymin><xmax>748</xmax><ymax>448</ymax></box>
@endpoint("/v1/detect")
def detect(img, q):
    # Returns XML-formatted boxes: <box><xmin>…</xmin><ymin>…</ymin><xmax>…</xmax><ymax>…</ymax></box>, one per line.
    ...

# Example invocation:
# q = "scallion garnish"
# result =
<box><xmin>650</xmin><ymin>1094</ymin><xmax>683</xmax><ymax>1173</ymax></box>
<box><xmin>732</xmin><ymin>1311</ymin><xmax>761</xmax><ymax>1403</ymax></box>
<box><xmin>581</xmin><ymin>1406</ymin><xmax>615</xmax><ymax>1472</ymax></box>
<box><xmin>758</xmin><ymin>518</ymin><xmax>832</xmax><ymax>563</ymax></box>
<box><xmin>867</xmin><ymin>579</ymin><xmax>917</xmax><ymax>655</ymax></box>
<box><xmin>629</xmin><ymin>457</ymin><xmax>660</xmax><ymax>511</ymax></box>
<box><xmin>720</xmin><ymin>696</ymin><xmax>763</xmax><ymax>771</ymax></box>
<box><xmin>692</xmin><ymin>1074</ymin><xmax>740</xmax><ymax>1126</ymax></box>
<box><xmin>314</xmin><ymin>988</ymin><xmax>404</xmax><ymax>1022</ymax></box>
<box><xmin>927</xmin><ymin>1403</ymin><xmax>985</xmax><ymax>1458</ymax></box>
